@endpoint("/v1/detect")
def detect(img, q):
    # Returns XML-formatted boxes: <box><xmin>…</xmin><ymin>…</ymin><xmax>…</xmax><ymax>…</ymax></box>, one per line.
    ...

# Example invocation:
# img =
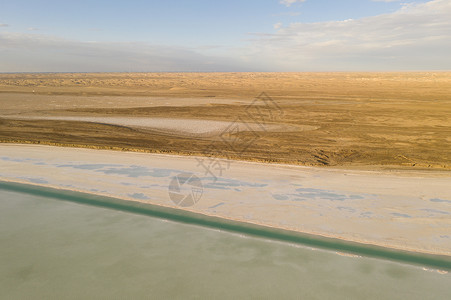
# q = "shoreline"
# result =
<box><xmin>1</xmin><ymin>179</ymin><xmax>451</xmax><ymax>271</ymax></box>
<box><xmin>0</xmin><ymin>176</ymin><xmax>448</xmax><ymax>257</ymax></box>
<box><xmin>1</xmin><ymin>143</ymin><xmax>450</xmax><ymax>258</ymax></box>
<box><xmin>2</xmin><ymin>140</ymin><xmax>450</xmax><ymax>173</ymax></box>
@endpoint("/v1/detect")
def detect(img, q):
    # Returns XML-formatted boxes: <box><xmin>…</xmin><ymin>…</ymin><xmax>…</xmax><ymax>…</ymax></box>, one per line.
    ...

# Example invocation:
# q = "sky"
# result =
<box><xmin>0</xmin><ymin>0</ymin><xmax>450</xmax><ymax>72</ymax></box>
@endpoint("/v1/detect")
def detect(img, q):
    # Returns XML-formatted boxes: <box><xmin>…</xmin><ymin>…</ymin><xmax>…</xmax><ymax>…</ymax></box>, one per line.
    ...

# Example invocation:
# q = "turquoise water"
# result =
<box><xmin>0</xmin><ymin>186</ymin><xmax>450</xmax><ymax>299</ymax></box>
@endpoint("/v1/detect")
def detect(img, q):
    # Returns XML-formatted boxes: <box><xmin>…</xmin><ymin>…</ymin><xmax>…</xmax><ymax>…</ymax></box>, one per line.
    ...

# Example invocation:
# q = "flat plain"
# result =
<box><xmin>0</xmin><ymin>72</ymin><xmax>450</xmax><ymax>170</ymax></box>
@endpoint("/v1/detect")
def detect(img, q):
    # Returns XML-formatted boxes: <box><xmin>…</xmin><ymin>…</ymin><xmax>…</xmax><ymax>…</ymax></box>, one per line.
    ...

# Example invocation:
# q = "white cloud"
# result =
<box><xmin>279</xmin><ymin>0</ymin><xmax>306</xmax><ymax>7</ymax></box>
<box><xmin>0</xmin><ymin>23</ymin><xmax>8</xmax><ymax>27</ymax></box>
<box><xmin>0</xmin><ymin>33</ymin><xmax>251</xmax><ymax>72</ymax></box>
<box><xmin>246</xmin><ymin>0</ymin><xmax>451</xmax><ymax>70</ymax></box>
<box><xmin>0</xmin><ymin>0</ymin><xmax>449</xmax><ymax>72</ymax></box>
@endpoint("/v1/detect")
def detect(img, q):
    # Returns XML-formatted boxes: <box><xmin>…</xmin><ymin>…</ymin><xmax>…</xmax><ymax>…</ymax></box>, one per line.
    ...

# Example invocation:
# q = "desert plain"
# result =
<box><xmin>0</xmin><ymin>72</ymin><xmax>450</xmax><ymax>170</ymax></box>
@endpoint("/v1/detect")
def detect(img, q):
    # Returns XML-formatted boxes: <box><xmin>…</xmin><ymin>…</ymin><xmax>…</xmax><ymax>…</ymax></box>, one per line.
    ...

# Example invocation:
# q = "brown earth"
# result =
<box><xmin>0</xmin><ymin>72</ymin><xmax>450</xmax><ymax>170</ymax></box>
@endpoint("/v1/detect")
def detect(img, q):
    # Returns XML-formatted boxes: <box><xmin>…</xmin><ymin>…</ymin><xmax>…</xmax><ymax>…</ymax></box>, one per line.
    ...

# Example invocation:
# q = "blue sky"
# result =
<box><xmin>0</xmin><ymin>0</ymin><xmax>449</xmax><ymax>72</ymax></box>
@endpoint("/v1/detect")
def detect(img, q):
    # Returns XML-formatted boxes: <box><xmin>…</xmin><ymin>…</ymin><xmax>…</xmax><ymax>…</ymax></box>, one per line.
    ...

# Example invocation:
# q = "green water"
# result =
<box><xmin>0</xmin><ymin>186</ymin><xmax>450</xmax><ymax>299</ymax></box>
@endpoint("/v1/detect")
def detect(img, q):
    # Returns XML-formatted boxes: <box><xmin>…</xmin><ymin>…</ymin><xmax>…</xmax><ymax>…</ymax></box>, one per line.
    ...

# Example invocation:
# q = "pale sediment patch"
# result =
<box><xmin>4</xmin><ymin>116</ymin><xmax>315</xmax><ymax>136</ymax></box>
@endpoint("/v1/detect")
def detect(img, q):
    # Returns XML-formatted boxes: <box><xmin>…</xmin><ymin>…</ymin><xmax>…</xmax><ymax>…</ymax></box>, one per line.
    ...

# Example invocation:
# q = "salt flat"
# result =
<box><xmin>1</xmin><ymin>144</ymin><xmax>450</xmax><ymax>256</ymax></box>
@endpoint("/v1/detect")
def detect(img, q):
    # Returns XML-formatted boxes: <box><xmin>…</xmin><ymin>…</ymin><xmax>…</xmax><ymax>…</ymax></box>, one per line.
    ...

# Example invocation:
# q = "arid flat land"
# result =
<box><xmin>0</xmin><ymin>72</ymin><xmax>450</xmax><ymax>170</ymax></box>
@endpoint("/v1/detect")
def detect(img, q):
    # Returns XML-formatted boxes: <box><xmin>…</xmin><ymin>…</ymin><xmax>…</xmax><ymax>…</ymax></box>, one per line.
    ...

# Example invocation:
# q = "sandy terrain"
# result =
<box><xmin>1</xmin><ymin>72</ymin><xmax>450</xmax><ymax>170</ymax></box>
<box><xmin>1</xmin><ymin>144</ymin><xmax>450</xmax><ymax>256</ymax></box>
<box><xmin>0</xmin><ymin>93</ymin><xmax>251</xmax><ymax>115</ymax></box>
<box><xmin>3</xmin><ymin>116</ymin><xmax>309</xmax><ymax>137</ymax></box>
